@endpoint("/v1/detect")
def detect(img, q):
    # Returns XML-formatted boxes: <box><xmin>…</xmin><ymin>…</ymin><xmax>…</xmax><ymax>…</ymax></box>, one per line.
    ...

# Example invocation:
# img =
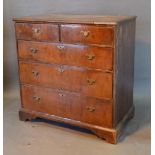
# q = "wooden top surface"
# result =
<box><xmin>13</xmin><ymin>14</ymin><xmax>136</xmax><ymax>25</ymax></box>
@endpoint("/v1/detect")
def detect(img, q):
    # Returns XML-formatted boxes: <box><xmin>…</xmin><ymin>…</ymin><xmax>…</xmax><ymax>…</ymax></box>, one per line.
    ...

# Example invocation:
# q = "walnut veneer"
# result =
<box><xmin>13</xmin><ymin>14</ymin><xmax>136</xmax><ymax>144</ymax></box>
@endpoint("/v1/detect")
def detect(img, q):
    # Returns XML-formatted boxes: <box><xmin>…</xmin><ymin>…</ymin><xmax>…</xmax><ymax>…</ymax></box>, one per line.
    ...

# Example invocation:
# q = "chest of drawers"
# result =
<box><xmin>13</xmin><ymin>14</ymin><xmax>136</xmax><ymax>144</ymax></box>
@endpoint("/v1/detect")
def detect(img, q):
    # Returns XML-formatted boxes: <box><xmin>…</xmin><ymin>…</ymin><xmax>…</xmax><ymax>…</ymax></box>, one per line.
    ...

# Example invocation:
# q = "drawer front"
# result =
<box><xmin>19</xmin><ymin>62</ymin><xmax>113</xmax><ymax>99</ymax></box>
<box><xmin>15</xmin><ymin>23</ymin><xmax>59</xmax><ymax>42</ymax></box>
<box><xmin>21</xmin><ymin>84</ymin><xmax>113</xmax><ymax>128</ymax></box>
<box><xmin>61</xmin><ymin>24</ymin><xmax>114</xmax><ymax>45</ymax></box>
<box><xmin>18</xmin><ymin>40</ymin><xmax>113</xmax><ymax>70</ymax></box>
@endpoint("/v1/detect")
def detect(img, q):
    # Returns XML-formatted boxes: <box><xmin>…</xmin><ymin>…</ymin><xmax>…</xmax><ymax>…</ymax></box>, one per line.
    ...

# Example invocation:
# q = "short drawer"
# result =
<box><xmin>61</xmin><ymin>24</ymin><xmax>114</xmax><ymax>46</ymax></box>
<box><xmin>19</xmin><ymin>61</ymin><xmax>113</xmax><ymax>99</ymax></box>
<box><xmin>21</xmin><ymin>84</ymin><xmax>113</xmax><ymax>128</ymax></box>
<box><xmin>18</xmin><ymin>40</ymin><xmax>113</xmax><ymax>70</ymax></box>
<box><xmin>15</xmin><ymin>23</ymin><xmax>59</xmax><ymax>42</ymax></box>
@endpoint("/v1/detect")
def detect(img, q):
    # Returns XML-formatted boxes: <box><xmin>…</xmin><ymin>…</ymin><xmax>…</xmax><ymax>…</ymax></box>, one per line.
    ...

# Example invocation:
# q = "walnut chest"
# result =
<box><xmin>13</xmin><ymin>14</ymin><xmax>136</xmax><ymax>144</ymax></box>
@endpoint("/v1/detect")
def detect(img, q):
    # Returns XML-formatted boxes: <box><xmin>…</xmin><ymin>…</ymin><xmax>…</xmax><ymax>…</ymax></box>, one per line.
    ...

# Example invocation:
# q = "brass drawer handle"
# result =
<box><xmin>87</xmin><ymin>79</ymin><xmax>96</xmax><ymax>85</ymax></box>
<box><xmin>32</xmin><ymin>70</ymin><xmax>39</xmax><ymax>77</ymax></box>
<box><xmin>32</xmin><ymin>28</ymin><xmax>41</xmax><ymax>34</ymax></box>
<box><xmin>86</xmin><ymin>52</ymin><xmax>96</xmax><ymax>60</ymax></box>
<box><xmin>57</xmin><ymin>45</ymin><xmax>65</xmax><ymax>50</ymax></box>
<box><xmin>33</xmin><ymin>96</ymin><xmax>41</xmax><ymax>102</ymax></box>
<box><xmin>86</xmin><ymin>106</ymin><xmax>95</xmax><ymax>112</ymax></box>
<box><xmin>57</xmin><ymin>66</ymin><xmax>64</xmax><ymax>73</ymax></box>
<box><xmin>80</xmin><ymin>30</ymin><xmax>90</xmax><ymax>37</ymax></box>
<box><xmin>30</xmin><ymin>48</ymin><xmax>38</xmax><ymax>54</ymax></box>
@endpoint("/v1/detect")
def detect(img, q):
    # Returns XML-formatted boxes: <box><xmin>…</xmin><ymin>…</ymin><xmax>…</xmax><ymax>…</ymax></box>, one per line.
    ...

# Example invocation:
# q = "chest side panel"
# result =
<box><xmin>114</xmin><ymin>20</ymin><xmax>136</xmax><ymax>126</ymax></box>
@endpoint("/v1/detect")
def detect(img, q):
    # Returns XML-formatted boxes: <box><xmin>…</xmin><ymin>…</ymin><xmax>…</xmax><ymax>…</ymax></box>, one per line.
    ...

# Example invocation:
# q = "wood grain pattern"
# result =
<box><xmin>14</xmin><ymin>15</ymin><xmax>136</xmax><ymax>144</ymax></box>
<box><xmin>19</xmin><ymin>61</ymin><xmax>113</xmax><ymax>99</ymax></box>
<box><xmin>61</xmin><ymin>24</ymin><xmax>114</xmax><ymax>46</ymax></box>
<box><xmin>15</xmin><ymin>23</ymin><xmax>59</xmax><ymax>42</ymax></box>
<box><xmin>18</xmin><ymin>40</ymin><xmax>113</xmax><ymax>70</ymax></box>
<box><xmin>21</xmin><ymin>84</ymin><xmax>113</xmax><ymax>128</ymax></box>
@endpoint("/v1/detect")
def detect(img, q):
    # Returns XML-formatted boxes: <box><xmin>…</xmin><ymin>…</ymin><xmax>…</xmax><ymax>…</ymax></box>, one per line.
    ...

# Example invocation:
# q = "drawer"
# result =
<box><xmin>18</xmin><ymin>40</ymin><xmax>113</xmax><ymax>70</ymax></box>
<box><xmin>61</xmin><ymin>24</ymin><xmax>114</xmax><ymax>46</ymax></box>
<box><xmin>21</xmin><ymin>84</ymin><xmax>113</xmax><ymax>128</ymax></box>
<box><xmin>15</xmin><ymin>23</ymin><xmax>59</xmax><ymax>42</ymax></box>
<box><xmin>19</xmin><ymin>61</ymin><xmax>113</xmax><ymax>99</ymax></box>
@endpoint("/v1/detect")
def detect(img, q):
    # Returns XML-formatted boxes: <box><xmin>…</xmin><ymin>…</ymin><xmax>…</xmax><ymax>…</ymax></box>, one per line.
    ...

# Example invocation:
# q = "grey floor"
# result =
<box><xmin>4</xmin><ymin>80</ymin><xmax>150</xmax><ymax>155</ymax></box>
